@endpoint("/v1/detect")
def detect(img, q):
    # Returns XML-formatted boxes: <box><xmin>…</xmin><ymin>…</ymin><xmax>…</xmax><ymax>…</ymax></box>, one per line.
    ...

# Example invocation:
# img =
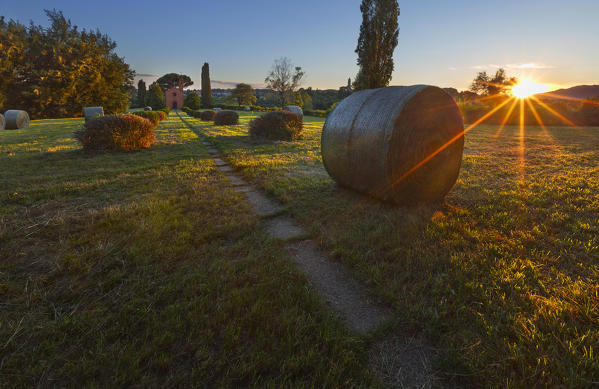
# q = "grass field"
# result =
<box><xmin>184</xmin><ymin>111</ymin><xmax>599</xmax><ymax>387</ymax></box>
<box><xmin>1</xmin><ymin>110</ymin><xmax>598</xmax><ymax>387</ymax></box>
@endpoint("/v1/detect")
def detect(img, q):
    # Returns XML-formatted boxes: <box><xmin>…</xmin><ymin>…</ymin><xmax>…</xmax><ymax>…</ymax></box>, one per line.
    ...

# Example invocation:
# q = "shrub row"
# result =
<box><xmin>75</xmin><ymin>114</ymin><xmax>155</xmax><ymax>151</ymax></box>
<box><xmin>249</xmin><ymin>111</ymin><xmax>302</xmax><ymax>141</ymax></box>
<box><xmin>303</xmin><ymin>109</ymin><xmax>328</xmax><ymax>118</ymax></box>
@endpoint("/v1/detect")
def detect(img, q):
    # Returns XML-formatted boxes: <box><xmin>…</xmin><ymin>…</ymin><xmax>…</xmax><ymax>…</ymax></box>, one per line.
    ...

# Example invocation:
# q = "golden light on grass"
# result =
<box><xmin>511</xmin><ymin>79</ymin><xmax>549</xmax><ymax>99</ymax></box>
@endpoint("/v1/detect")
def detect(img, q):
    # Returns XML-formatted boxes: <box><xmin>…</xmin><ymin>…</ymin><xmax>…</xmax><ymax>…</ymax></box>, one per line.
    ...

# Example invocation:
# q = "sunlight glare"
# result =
<box><xmin>511</xmin><ymin>79</ymin><xmax>549</xmax><ymax>98</ymax></box>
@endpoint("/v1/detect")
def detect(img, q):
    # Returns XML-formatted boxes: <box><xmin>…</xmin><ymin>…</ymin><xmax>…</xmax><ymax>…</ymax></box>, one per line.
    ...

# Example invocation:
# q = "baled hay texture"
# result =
<box><xmin>285</xmin><ymin>105</ymin><xmax>303</xmax><ymax>119</ymax></box>
<box><xmin>321</xmin><ymin>85</ymin><xmax>464</xmax><ymax>205</ymax></box>
<box><xmin>4</xmin><ymin>110</ymin><xmax>30</xmax><ymax>129</ymax></box>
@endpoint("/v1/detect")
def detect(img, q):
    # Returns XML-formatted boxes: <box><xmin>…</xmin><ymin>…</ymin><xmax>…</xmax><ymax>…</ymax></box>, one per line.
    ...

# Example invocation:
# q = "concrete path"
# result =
<box><xmin>201</xmin><ymin>139</ymin><xmax>390</xmax><ymax>333</ymax></box>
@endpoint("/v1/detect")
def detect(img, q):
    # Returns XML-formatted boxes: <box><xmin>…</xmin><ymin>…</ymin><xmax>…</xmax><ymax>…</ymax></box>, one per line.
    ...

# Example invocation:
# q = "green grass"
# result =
<box><xmin>0</xmin><ymin>114</ymin><xmax>379</xmax><ymax>387</ymax></box>
<box><xmin>182</xmin><ymin>110</ymin><xmax>599</xmax><ymax>387</ymax></box>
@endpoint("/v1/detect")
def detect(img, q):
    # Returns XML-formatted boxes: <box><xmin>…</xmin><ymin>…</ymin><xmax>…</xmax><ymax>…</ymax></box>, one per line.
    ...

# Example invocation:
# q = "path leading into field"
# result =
<box><xmin>177</xmin><ymin>112</ymin><xmax>437</xmax><ymax>387</ymax></box>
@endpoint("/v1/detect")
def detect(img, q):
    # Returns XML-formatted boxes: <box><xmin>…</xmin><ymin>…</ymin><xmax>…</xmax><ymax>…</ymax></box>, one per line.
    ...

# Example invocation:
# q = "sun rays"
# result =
<box><xmin>381</xmin><ymin>81</ymin><xmax>582</xmax><ymax>195</ymax></box>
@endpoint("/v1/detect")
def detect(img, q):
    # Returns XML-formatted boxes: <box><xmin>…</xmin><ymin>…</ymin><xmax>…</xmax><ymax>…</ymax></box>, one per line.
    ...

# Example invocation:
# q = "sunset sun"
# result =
<box><xmin>511</xmin><ymin>79</ymin><xmax>549</xmax><ymax>98</ymax></box>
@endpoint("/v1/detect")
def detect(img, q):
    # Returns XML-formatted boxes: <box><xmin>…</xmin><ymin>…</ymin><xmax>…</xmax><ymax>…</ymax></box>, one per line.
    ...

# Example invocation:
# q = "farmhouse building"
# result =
<box><xmin>165</xmin><ymin>86</ymin><xmax>184</xmax><ymax>110</ymax></box>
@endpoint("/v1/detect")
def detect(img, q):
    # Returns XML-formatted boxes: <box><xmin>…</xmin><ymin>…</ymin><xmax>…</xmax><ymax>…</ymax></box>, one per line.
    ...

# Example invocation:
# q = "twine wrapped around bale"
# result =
<box><xmin>4</xmin><ymin>110</ymin><xmax>30</xmax><ymax>129</ymax></box>
<box><xmin>285</xmin><ymin>105</ymin><xmax>303</xmax><ymax>119</ymax></box>
<box><xmin>0</xmin><ymin>113</ymin><xmax>4</xmax><ymax>131</ymax></box>
<box><xmin>321</xmin><ymin>85</ymin><xmax>464</xmax><ymax>205</ymax></box>
<box><xmin>84</xmin><ymin>107</ymin><xmax>104</xmax><ymax>123</ymax></box>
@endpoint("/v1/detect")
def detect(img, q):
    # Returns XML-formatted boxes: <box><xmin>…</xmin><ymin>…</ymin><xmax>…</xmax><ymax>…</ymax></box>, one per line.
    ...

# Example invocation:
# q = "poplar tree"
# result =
<box><xmin>201</xmin><ymin>63</ymin><xmax>212</xmax><ymax>108</ymax></box>
<box><xmin>354</xmin><ymin>0</ymin><xmax>399</xmax><ymax>90</ymax></box>
<box><xmin>137</xmin><ymin>79</ymin><xmax>146</xmax><ymax>107</ymax></box>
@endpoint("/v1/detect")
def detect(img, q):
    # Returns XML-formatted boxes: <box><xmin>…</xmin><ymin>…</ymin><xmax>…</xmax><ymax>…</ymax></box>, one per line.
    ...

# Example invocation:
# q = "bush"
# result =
<box><xmin>74</xmin><ymin>114</ymin><xmax>155</xmax><ymax>151</ymax></box>
<box><xmin>158</xmin><ymin>107</ymin><xmax>170</xmax><ymax>115</ymax></box>
<box><xmin>304</xmin><ymin>109</ymin><xmax>328</xmax><ymax>118</ymax></box>
<box><xmin>132</xmin><ymin>111</ymin><xmax>161</xmax><ymax>127</ymax></box>
<box><xmin>249</xmin><ymin>111</ymin><xmax>302</xmax><ymax>141</ymax></box>
<box><xmin>214</xmin><ymin>110</ymin><xmax>239</xmax><ymax>125</ymax></box>
<box><xmin>156</xmin><ymin>111</ymin><xmax>167</xmax><ymax>121</ymax></box>
<box><xmin>200</xmin><ymin>110</ymin><xmax>216</xmax><ymax>121</ymax></box>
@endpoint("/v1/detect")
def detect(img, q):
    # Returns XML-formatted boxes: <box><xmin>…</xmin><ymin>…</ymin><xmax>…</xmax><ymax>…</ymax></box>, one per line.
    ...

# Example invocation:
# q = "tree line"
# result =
<box><xmin>0</xmin><ymin>10</ymin><xmax>133</xmax><ymax>118</ymax></box>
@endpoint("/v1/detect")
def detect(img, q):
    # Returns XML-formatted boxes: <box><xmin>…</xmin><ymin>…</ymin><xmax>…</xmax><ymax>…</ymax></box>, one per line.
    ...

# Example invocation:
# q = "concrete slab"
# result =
<box><xmin>265</xmin><ymin>217</ymin><xmax>305</xmax><ymax>240</ymax></box>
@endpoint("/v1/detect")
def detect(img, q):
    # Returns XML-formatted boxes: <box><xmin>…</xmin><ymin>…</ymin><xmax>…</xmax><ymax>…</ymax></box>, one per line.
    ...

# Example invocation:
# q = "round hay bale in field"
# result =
<box><xmin>144</xmin><ymin>106</ymin><xmax>152</xmax><ymax>111</ymax></box>
<box><xmin>321</xmin><ymin>85</ymin><xmax>464</xmax><ymax>205</ymax></box>
<box><xmin>244</xmin><ymin>106</ymin><xmax>251</xmax><ymax>111</ymax></box>
<box><xmin>84</xmin><ymin>107</ymin><xmax>104</xmax><ymax>123</ymax></box>
<box><xmin>0</xmin><ymin>113</ymin><xmax>4</xmax><ymax>131</ymax></box>
<box><xmin>285</xmin><ymin>105</ymin><xmax>303</xmax><ymax>119</ymax></box>
<box><xmin>213</xmin><ymin>107</ymin><xmax>222</xmax><ymax>112</ymax></box>
<box><xmin>4</xmin><ymin>110</ymin><xmax>30</xmax><ymax>129</ymax></box>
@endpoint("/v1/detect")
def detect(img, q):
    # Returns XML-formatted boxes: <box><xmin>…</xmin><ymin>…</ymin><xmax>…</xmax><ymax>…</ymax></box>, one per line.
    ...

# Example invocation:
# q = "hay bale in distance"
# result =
<box><xmin>244</xmin><ymin>106</ymin><xmax>251</xmax><ymax>111</ymax></box>
<box><xmin>144</xmin><ymin>106</ymin><xmax>152</xmax><ymax>111</ymax></box>
<box><xmin>213</xmin><ymin>107</ymin><xmax>222</xmax><ymax>112</ymax></box>
<box><xmin>84</xmin><ymin>107</ymin><xmax>104</xmax><ymax>123</ymax></box>
<box><xmin>285</xmin><ymin>105</ymin><xmax>303</xmax><ymax>119</ymax></box>
<box><xmin>321</xmin><ymin>85</ymin><xmax>464</xmax><ymax>205</ymax></box>
<box><xmin>0</xmin><ymin>113</ymin><xmax>4</xmax><ymax>131</ymax></box>
<box><xmin>4</xmin><ymin>110</ymin><xmax>30</xmax><ymax>129</ymax></box>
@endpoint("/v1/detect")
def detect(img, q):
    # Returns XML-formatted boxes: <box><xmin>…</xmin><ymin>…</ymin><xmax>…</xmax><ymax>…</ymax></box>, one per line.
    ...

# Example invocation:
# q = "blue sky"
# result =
<box><xmin>2</xmin><ymin>0</ymin><xmax>597</xmax><ymax>91</ymax></box>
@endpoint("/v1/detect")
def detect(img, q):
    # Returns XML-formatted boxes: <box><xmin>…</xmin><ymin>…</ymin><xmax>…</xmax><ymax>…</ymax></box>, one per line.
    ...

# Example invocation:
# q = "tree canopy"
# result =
<box><xmin>470</xmin><ymin>68</ymin><xmax>518</xmax><ymax>96</ymax></box>
<box><xmin>354</xmin><ymin>0</ymin><xmax>399</xmax><ymax>90</ymax></box>
<box><xmin>264</xmin><ymin>57</ymin><xmax>305</xmax><ymax>108</ymax></box>
<box><xmin>0</xmin><ymin>10</ymin><xmax>133</xmax><ymax>118</ymax></box>
<box><xmin>232</xmin><ymin>83</ymin><xmax>256</xmax><ymax>106</ymax></box>
<box><xmin>156</xmin><ymin>73</ymin><xmax>193</xmax><ymax>91</ymax></box>
<box><xmin>201</xmin><ymin>63</ymin><xmax>212</xmax><ymax>108</ymax></box>
<box><xmin>146</xmin><ymin>82</ymin><xmax>165</xmax><ymax>110</ymax></box>
<box><xmin>183</xmin><ymin>91</ymin><xmax>201</xmax><ymax>110</ymax></box>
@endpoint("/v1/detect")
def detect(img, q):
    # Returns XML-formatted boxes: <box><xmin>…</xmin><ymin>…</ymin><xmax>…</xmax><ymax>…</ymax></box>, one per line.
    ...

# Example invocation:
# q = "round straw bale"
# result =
<box><xmin>0</xmin><ymin>113</ymin><xmax>4</xmax><ymax>131</ymax></box>
<box><xmin>244</xmin><ymin>106</ymin><xmax>251</xmax><ymax>111</ymax></box>
<box><xmin>4</xmin><ymin>110</ymin><xmax>30</xmax><ymax>129</ymax></box>
<box><xmin>144</xmin><ymin>106</ymin><xmax>152</xmax><ymax>111</ymax></box>
<box><xmin>321</xmin><ymin>85</ymin><xmax>464</xmax><ymax>205</ymax></box>
<box><xmin>213</xmin><ymin>107</ymin><xmax>222</xmax><ymax>112</ymax></box>
<box><xmin>285</xmin><ymin>105</ymin><xmax>303</xmax><ymax>119</ymax></box>
<box><xmin>84</xmin><ymin>107</ymin><xmax>104</xmax><ymax>123</ymax></box>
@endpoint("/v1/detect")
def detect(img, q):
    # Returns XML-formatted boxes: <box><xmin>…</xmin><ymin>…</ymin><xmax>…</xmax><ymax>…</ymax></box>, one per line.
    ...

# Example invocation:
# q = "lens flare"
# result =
<box><xmin>511</xmin><ymin>79</ymin><xmax>549</xmax><ymax>98</ymax></box>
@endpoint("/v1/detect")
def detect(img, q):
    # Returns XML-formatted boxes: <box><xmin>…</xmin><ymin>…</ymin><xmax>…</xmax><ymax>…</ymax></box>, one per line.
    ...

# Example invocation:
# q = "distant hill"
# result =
<box><xmin>538</xmin><ymin>85</ymin><xmax>599</xmax><ymax>100</ymax></box>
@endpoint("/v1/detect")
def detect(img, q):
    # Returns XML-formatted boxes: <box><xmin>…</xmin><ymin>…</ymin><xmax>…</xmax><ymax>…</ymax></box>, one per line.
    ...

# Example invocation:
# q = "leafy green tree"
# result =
<box><xmin>137</xmin><ymin>79</ymin><xmax>147</xmax><ymax>107</ymax></box>
<box><xmin>156</xmin><ymin>73</ymin><xmax>193</xmax><ymax>91</ymax></box>
<box><xmin>264</xmin><ymin>57</ymin><xmax>305</xmax><ymax>108</ymax></box>
<box><xmin>146</xmin><ymin>82</ymin><xmax>165</xmax><ymax>110</ymax></box>
<box><xmin>0</xmin><ymin>10</ymin><xmax>133</xmax><ymax>118</ymax></box>
<box><xmin>231</xmin><ymin>83</ymin><xmax>256</xmax><ymax>106</ymax></box>
<box><xmin>302</xmin><ymin>91</ymin><xmax>313</xmax><ymax>110</ymax></box>
<box><xmin>183</xmin><ymin>91</ymin><xmax>201</xmax><ymax>109</ymax></box>
<box><xmin>354</xmin><ymin>0</ymin><xmax>399</xmax><ymax>90</ymax></box>
<box><xmin>201</xmin><ymin>63</ymin><xmax>212</xmax><ymax>108</ymax></box>
<box><xmin>470</xmin><ymin>68</ymin><xmax>518</xmax><ymax>96</ymax></box>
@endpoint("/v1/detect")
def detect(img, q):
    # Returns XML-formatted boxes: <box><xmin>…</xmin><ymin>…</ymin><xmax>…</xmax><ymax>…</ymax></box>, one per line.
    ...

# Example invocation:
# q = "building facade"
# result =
<box><xmin>165</xmin><ymin>87</ymin><xmax>184</xmax><ymax>110</ymax></box>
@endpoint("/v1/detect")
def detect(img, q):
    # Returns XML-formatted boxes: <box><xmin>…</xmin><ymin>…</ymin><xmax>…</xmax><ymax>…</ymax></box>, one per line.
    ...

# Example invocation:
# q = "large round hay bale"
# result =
<box><xmin>285</xmin><ymin>105</ymin><xmax>303</xmax><ymax>119</ymax></box>
<box><xmin>321</xmin><ymin>85</ymin><xmax>464</xmax><ymax>205</ymax></box>
<box><xmin>84</xmin><ymin>107</ymin><xmax>104</xmax><ymax>123</ymax></box>
<box><xmin>0</xmin><ymin>113</ymin><xmax>5</xmax><ymax>131</ymax></box>
<box><xmin>144</xmin><ymin>106</ymin><xmax>152</xmax><ymax>111</ymax></box>
<box><xmin>4</xmin><ymin>110</ymin><xmax>30</xmax><ymax>129</ymax></box>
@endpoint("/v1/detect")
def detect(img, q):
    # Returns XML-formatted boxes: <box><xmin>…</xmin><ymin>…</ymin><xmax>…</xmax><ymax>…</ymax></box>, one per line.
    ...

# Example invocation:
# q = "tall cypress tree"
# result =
<box><xmin>146</xmin><ymin>82</ymin><xmax>165</xmax><ymax>110</ymax></box>
<box><xmin>354</xmin><ymin>0</ymin><xmax>399</xmax><ymax>91</ymax></box>
<box><xmin>201</xmin><ymin>63</ymin><xmax>212</xmax><ymax>108</ymax></box>
<box><xmin>137</xmin><ymin>79</ymin><xmax>146</xmax><ymax>107</ymax></box>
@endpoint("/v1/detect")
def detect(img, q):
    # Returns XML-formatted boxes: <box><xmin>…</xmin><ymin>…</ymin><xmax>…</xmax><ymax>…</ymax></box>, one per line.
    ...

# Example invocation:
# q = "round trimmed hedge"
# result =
<box><xmin>200</xmin><ymin>110</ymin><xmax>216</xmax><ymax>121</ymax></box>
<box><xmin>132</xmin><ymin>111</ymin><xmax>162</xmax><ymax>127</ymax></box>
<box><xmin>74</xmin><ymin>114</ymin><xmax>156</xmax><ymax>151</ymax></box>
<box><xmin>214</xmin><ymin>110</ymin><xmax>239</xmax><ymax>125</ymax></box>
<box><xmin>249</xmin><ymin>110</ymin><xmax>303</xmax><ymax>141</ymax></box>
